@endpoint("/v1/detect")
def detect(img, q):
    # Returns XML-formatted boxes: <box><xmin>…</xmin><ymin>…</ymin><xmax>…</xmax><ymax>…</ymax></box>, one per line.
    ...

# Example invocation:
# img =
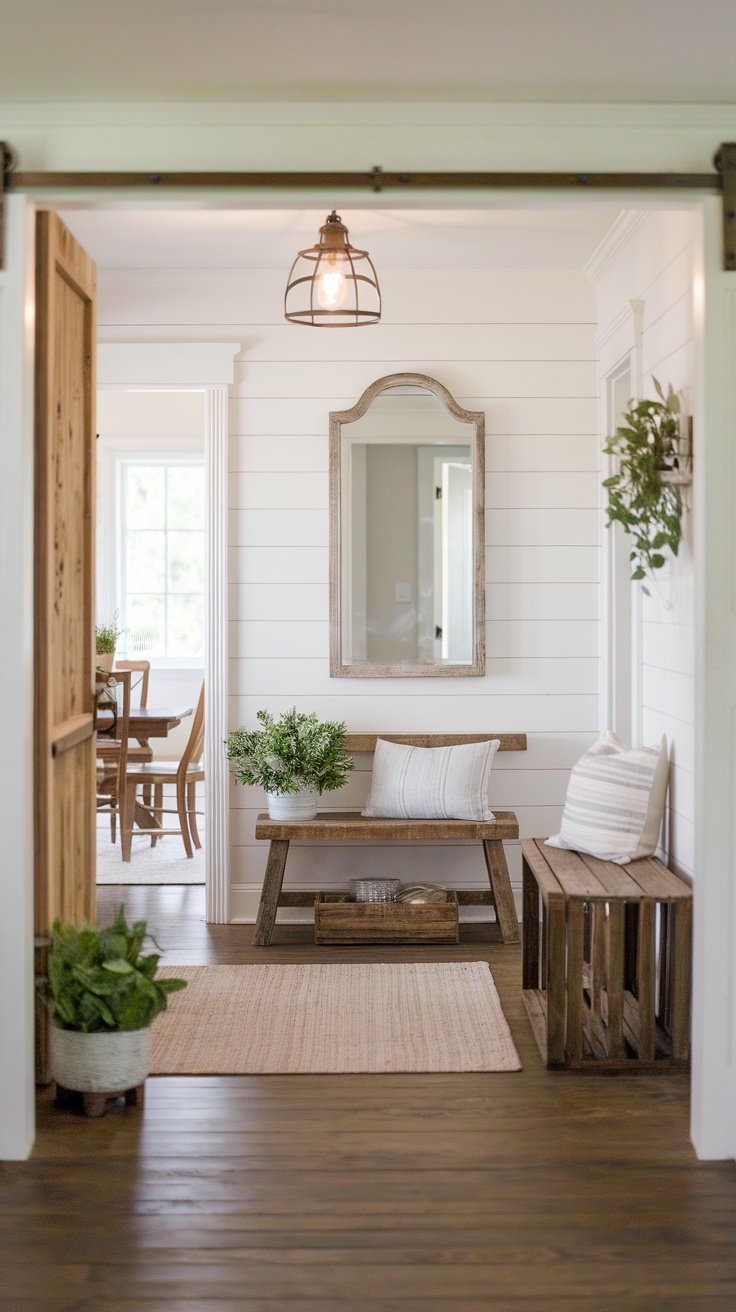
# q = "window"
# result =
<box><xmin>119</xmin><ymin>459</ymin><xmax>205</xmax><ymax>661</ymax></box>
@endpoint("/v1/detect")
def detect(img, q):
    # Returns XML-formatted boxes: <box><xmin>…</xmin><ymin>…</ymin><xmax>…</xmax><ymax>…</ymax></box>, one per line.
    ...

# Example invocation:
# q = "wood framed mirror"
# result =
<box><xmin>330</xmin><ymin>372</ymin><xmax>485</xmax><ymax>678</ymax></box>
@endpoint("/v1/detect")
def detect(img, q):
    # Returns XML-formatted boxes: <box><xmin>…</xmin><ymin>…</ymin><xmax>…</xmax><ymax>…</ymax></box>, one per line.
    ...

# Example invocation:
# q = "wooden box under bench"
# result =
<box><xmin>314</xmin><ymin>891</ymin><xmax>460</xmax><ymax>945</ymax></box>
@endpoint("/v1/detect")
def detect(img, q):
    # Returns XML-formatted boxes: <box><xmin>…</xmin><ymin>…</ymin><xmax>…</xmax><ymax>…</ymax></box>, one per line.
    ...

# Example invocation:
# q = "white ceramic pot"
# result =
<box><xmin>50</xmin><ymin>1025</ymin><xmax>151</xmax><ymax>1093</ymax></box>
<box><xmin>96</xmin><ymin>651</ymin><xmax>115</xmax><ymax>674</ymax></box>
<box><xmin>266</xmin><ymin>789</ymin><xmax>320</xmax><ymax>821</ymax></box>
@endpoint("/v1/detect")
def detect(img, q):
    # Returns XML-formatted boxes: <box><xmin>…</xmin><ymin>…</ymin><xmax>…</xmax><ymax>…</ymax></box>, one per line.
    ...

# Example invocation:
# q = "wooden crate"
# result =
<box><xmin>314</xmin><ymin>891</ymin><xmax>460</xmax><ymax>945</ymax></box>
<box><xmin>521</xmin><ymin>839</ymin><xmax>692</xmax><ymax>1072</ymax></box>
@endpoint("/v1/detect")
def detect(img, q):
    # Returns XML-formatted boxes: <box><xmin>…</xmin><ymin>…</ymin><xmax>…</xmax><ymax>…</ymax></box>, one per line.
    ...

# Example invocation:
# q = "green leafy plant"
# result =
<box><xmin>43</xmin><ymin>907</ymin><xmax>187</xmax><ymax>1033</ymax></box>
<box><xmin>226</xmin><ymin>707</ymin><xmax>355</xmax><ymax>795</ymax></box>
<box><xmin>602</xmin><ymin>378</ymin><xmax>686</xmax><ymax>589</ymax></box>
<box><xmin>95</xmin><ymin>610</ymin><xmax>126</xmax><ymax>654</ymax></box>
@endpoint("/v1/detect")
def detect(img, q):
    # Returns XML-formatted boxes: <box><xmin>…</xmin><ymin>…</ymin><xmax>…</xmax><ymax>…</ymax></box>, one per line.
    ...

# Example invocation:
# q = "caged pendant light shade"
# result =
<box><xmin>284</xmin><ymin>211</ymin><xmax>381</xmax><ymax>327</ymax></box>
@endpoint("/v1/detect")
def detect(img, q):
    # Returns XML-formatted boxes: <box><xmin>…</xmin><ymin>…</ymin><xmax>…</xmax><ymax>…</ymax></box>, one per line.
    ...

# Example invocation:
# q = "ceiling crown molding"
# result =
<box><xmin>583</xmin><ymin>211</ymin><xmax>649</xmax><ymax>284</ymax></box>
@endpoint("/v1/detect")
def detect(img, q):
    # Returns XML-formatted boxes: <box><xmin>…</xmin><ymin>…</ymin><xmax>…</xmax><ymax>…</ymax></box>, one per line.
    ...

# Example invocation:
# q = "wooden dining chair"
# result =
<box><xmin>98</xmin><ymin>660</ymin><xmax>154</xmax><ymax>840</ymax></box>
<box><xmin>122</xmin><ymin>682</ymin><xmax>205</xmax><ymax>860</ymax></box>
<box><xmin>96</xmin><ymin>669</ymin><xmax>135</xmax><ymax>856</ymax></box>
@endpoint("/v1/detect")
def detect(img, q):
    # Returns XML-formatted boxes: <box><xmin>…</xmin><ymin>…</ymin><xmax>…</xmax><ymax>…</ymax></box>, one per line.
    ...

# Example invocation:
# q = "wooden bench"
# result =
<box><xmin>252</xmin><ymin>732</ymin><xmax>526</xmax><ymax>947</ymax></box>
<box><xmin>521</xmin><ymin>838</ymin><xmax>692</xmax><ymax>1070</ymax></box>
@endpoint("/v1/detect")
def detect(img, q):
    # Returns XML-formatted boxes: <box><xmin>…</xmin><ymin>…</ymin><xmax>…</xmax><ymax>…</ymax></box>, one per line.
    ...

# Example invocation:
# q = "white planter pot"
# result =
<box><xmin>50</xmin><ymin>1025</ymin><xmax>151</xmax><ymax>1093</ymax></box>
<box><xmin>96</xmin><ymin>651</ymin><xmax>115</xmax><ymax>674</ymax></box>
<box><xmin>266</xmin><ymin>789</ymin><xmax>320</xmax><ymax>821</ymax></box>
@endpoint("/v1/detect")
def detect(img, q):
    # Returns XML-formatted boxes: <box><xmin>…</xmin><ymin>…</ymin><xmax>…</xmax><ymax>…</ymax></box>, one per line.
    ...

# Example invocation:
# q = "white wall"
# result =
<box><xmin>592</xmin><ymin>210</ymin><xmax>696</xmax><ymax>880</ymax></box>
<box><xmin>97</xmin><ymin>263</ymin><xmax>600</xmax><ymax>919</ymax></box>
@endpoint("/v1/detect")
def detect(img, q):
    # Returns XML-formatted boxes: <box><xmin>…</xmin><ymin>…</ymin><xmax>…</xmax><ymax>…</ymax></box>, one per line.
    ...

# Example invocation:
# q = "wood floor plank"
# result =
<box><xmin>1</xmin><ymin>884</ymin><xmax>733</xmax><ymax>1312</ymax></box>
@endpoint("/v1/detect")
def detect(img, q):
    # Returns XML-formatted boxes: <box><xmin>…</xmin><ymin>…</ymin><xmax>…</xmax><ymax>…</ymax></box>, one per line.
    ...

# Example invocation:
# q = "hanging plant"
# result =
<box><xmin>602</xmin><ymin>378</ymin><xmax>687</xmax><ymax>591</ymax></box>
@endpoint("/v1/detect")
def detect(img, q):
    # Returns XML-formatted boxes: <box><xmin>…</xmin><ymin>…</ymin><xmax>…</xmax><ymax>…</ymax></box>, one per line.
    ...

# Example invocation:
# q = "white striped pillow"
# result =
<box><xmin>546</xmin><ymin>731</ymin><xmax>669</xmax><ymax>865</ymax></box>
<box><xmin>362</xmin><ymin>738</ymin><xmax>500</xmax><ymax>822</ymax></box>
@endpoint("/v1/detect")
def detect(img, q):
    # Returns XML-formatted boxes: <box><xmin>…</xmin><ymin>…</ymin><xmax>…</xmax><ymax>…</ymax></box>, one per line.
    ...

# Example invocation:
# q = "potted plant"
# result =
<box><xmin>95</xmin><ymin>610</ymin><xmax>125</xmax><ymax>674</ymax></box>
<box><xmin>226</xmin><ymin>707</ymin><xmax>355</xmax><ymax>820</ymax></box>
<box><xmin>602</xmin><ymin>378</ymin><xmax>689</xmax><ymax>591</ymax></box>
<box><xmin>41</xmin><ymin>907</ymin><xmax>187</xmax><ymax>1115</ymax></box>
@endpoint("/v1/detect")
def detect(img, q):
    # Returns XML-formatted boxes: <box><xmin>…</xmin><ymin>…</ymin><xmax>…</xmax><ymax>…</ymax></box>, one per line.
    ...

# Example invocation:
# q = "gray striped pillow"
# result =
<box><xmin>546</xmin><ymin>731</ymin><xmax>669</xmax><ymax>865</ymax></box>
<box><xmin>362</xmin><ymin>738</ymin><xmax>500</xmax><ymax>821</ymax></box>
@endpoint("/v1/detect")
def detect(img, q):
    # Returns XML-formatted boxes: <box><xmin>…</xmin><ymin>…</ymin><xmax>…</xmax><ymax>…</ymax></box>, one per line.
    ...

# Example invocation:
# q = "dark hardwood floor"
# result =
<box><xmin>2</xmin><ymin>884</ymin><xmax>735</xmax><ymax>1311</ymax></box>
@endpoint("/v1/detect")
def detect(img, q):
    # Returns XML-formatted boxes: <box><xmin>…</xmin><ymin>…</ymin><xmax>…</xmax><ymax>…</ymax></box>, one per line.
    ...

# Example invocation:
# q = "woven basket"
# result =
<box><xmin>50</xmin><ymin>1026</ymin><xmax>151</xmax><ymax>1093</ymax></box>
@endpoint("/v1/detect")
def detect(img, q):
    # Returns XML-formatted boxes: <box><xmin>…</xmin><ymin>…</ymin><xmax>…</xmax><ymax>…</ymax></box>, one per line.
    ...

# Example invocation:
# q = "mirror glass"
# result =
<box><xmin>331</xmin><ymin>376</ymin><xmax>484</xmax><ymax>676</ymax></box>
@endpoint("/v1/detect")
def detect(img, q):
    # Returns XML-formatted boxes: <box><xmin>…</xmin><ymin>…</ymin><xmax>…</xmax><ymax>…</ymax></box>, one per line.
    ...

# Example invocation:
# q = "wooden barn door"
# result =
<box><xmin>34</xmin><ymin>212</ymin><xmax>97</xmax><ymax>1026</ymax></box>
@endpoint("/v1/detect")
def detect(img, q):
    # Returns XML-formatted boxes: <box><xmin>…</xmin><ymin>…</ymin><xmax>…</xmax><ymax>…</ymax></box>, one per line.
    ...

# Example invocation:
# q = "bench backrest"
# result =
<box><xmin>343</xmin><ymin>733</ymin><xmax>527</xmax><ymax>753</ymax></box>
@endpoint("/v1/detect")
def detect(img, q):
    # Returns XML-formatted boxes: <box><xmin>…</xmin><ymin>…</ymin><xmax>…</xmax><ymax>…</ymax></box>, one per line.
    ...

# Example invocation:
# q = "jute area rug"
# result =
<box><xmin>152</xmin><ymin>962</ymin><xmax>522</xmax><ymax>1074</ymax></box>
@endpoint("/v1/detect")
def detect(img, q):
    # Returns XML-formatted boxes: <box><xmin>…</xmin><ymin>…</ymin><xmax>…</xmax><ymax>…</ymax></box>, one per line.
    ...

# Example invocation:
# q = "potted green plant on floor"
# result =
<box><xmin>226</xmin><ymin>707</ymin><xmax>355</xmax><ymax>820</ymax></box>
<box><xmin>95</xmin><ymin>611</ymin><xmax>125</xmax><ymax>674</ymax></box>
<box><xmin>42</xmin><ymin>907</ymin><xmax>187</xmax><ymax>1115</ymax></box>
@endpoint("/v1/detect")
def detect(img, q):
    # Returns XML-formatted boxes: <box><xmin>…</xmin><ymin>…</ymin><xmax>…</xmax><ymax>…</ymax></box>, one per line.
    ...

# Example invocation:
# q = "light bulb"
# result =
<box><xmin>316</xmin><ymin>257</ymin><xmax>349</xmax><ymax>310</ymax></box>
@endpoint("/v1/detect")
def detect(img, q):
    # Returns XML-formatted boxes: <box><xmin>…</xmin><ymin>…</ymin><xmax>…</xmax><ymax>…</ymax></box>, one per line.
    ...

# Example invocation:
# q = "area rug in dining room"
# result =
<box><xmin>152</xmin><ymin>962</ymin><xmax>522</xmax><ymax>1074</ymax></box>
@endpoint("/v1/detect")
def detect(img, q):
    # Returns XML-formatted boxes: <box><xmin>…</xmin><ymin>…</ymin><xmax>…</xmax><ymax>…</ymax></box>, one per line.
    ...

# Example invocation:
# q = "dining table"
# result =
<box><xmin>96</xmin><ymin>705</ymin><xmax>194</xmax><ymax>740</ymax></box>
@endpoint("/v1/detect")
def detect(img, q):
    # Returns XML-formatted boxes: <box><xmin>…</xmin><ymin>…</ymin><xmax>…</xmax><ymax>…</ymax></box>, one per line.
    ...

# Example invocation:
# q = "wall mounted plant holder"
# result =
<box><xmin>602</xmin><ymin>380</ymin><xmax>689</xmax><ymax>586</ymax></box>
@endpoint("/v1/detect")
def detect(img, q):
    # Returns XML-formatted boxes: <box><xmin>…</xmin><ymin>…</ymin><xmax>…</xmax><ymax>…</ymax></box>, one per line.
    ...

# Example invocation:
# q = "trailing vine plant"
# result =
<box><xmin>602</xmin><ymin>378</ymin><xmax>686</xmax><ymax>593</ymax></box>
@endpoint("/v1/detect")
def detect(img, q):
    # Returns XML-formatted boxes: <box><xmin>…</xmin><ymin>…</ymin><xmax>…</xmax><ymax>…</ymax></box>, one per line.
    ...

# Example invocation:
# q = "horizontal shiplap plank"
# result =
<box><xmin>642</xmin><ymin>666</ymin><xmax>694</xmax><ymax>722</ymax></box>
<box><xmin>229</xmin><ymin>508</ymin><xmax>328</xmax><ymax>547</ymax></box>
<box><xmin>487</xmin><ymin>583</ymin><xmax>599</xmax><ymax>620</ymax></box>
<box><xmin>486</xmin><ymin>471</ymin><xmax>599</xmax><ymax>509</ymax></box>
<box><xmin>233</xmin><ymin>322</ymin><xmax>597</xmax><ymax>364</ymax></box>
<box><xmin>488</xmin><ymin>619</ymin><xmax>598</xmax><ymax>658</ymax></box>
<box><xmin>229</xmin><ymin>583</ymin><xmax>329</xmax><ymax>622</ymax></box>
<box><xmin>229</xmin><ymin>395</ymin><xmax>598</xmax><ymax>437</ymax></box>
<box><xmin>229</xmin><ymin>546</ymin><xmax>328</xmax><ymax>585</ymax></box>
<box><xmin>642</xmin><ymin>708</ymin><xmax>694</xmax><ymax>773</ymax></box>
<box><xmin>642</xmin><ymin>620</ymin><xmax>694</xmax><ymax>676</ymax></box>
<box><xmin>487</xmin><ymin>434</ymin><xmax>599</xmax><ymax>473</ymax></box>
<box><xmin>229</xmin><ymin>471</ymin><xmax>328</xmax><ymax>510</ymax></box>
<box><xmin>229</xmin><ymin>434</ymin><xmax>327</xmax><ymax>473</ymax></box>
<box><xmin>227</xmin><ymin>561</ymin><xmax>600</xmax><ymax>619</ymax></box>
<box><xmin>668</xmin><ymin>764</ymin><xmax>695</xmax><ymax>825</ymax></box>
<box><xmin>641</xmin><ymin>293</ymin><xmax>693</xmax><ymax>379</ymax></box>
<box><xmin>229</xmin><ymin>619</ymin><xmax>329</xmax><ymax>659</ymax></box>
<box><xmin>486</xmin><ymin>509</ymin><xmax>599</xmax><ymax>547</ymax></box>
<box><xmin>229</xmin><ymin>656</ymin><xmax>600</xmax><ymax>698</ymax></box>
<box><xmin>661</xmin><ymin>808</ymin><xmax>694</xmax><ymax>880</ymax></box>
<box><xmin>228</xmin><ymin>434</ymin><xmax>602</xmax><ymax>479</ymax></box>
<box><xmin>487</xmin><ymin>545</ymin><xmax>599</xmax><ymax>583</ymax></box>
<box><xmin>229</xmin><ymin>694</ymin><xmax>599</xmax><ymax>734</ymax></box>
<box><xmin>231</xmin><ymin>359</ymin><xmax>598</xmax><ymax>401</ymax></box>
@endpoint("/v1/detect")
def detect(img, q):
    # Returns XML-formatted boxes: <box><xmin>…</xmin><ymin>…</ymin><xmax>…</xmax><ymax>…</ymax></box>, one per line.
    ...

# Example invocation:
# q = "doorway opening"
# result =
<box><xmin>95</xmin><ymin>388</ymin><xmax>206</xmax><ymax>887</ymax></box>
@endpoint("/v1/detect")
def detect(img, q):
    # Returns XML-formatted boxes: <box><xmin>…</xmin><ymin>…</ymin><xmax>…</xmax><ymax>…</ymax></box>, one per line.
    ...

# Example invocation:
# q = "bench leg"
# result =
<box><xmin>483</xmin><ymin>840</ymin><xmax>520</xmax><ymax>943</ymax></box>
<box><xmin>252</xmin><ymin>840</ymin><xmax>290</xmax><ymax>947</ymax></box>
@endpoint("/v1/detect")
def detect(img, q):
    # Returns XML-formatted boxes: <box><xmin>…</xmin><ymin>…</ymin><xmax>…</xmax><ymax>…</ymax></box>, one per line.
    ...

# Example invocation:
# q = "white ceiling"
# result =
<box><xmin>58</xmin><ymin>207</ymin><xmax>621</xmax><ymax>270</ymax></box>
<box><xmin>1</xmin><ymin>0</ymin><xmax>736</xmax><ymax>103</ymax></box>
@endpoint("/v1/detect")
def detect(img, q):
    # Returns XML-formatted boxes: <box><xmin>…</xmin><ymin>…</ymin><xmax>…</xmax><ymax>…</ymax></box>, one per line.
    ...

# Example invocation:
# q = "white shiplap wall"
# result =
<box><xmin>593</xmin><ymin>212</ymin><xmax>696</xmax><ymax>881</ymax></box>
<box><xmin>97</xmin><ymin>265</ymin><xmax>600</xmax><ymax>920</ymax></box>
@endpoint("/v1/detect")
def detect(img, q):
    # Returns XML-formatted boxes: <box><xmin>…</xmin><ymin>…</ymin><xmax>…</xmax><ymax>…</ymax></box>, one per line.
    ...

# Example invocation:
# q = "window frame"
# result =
<box><xmin>96</xmin><ymin>433</ymin><xmax>205</xmax><ymax>670</ymax></box>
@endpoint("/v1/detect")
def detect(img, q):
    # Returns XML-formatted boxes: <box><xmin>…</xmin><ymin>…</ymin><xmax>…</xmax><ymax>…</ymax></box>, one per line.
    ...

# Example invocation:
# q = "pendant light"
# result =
<box><xmin>284</xmin><ymin>211</ymin><xmax>381</xmax><ymax>327</ymax></box>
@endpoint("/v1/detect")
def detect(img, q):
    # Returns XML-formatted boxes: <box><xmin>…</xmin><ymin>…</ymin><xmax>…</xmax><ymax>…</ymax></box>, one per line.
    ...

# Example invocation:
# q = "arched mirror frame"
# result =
<box><xmin>329</xmin><ymin>372</ymin><xmax>486</xmax><ymax>678</ymax></box>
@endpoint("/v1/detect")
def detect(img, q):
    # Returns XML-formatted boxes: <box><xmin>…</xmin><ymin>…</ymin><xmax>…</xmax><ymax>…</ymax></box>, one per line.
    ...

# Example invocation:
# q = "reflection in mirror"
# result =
<box><xmin>330</xmin><ymin>374</ymin><xmax>485</xmax><ymax>677</ymax></box>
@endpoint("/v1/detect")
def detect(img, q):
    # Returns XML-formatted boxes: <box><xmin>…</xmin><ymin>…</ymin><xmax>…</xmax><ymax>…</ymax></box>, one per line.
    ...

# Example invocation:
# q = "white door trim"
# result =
<box><xmin>96</xmin><ymin>342</ymin><xmax>239</xmax><ymax>925</ymax></box>
<box><xmin>0</xmin><ymin>194</ymin><xmax>36</xmax><ymax>1160</ymax></box>
<box><xmin>690</xmin><ymin>199</ymin><xmax>736</xmax><ymax>1160</ymax></box>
